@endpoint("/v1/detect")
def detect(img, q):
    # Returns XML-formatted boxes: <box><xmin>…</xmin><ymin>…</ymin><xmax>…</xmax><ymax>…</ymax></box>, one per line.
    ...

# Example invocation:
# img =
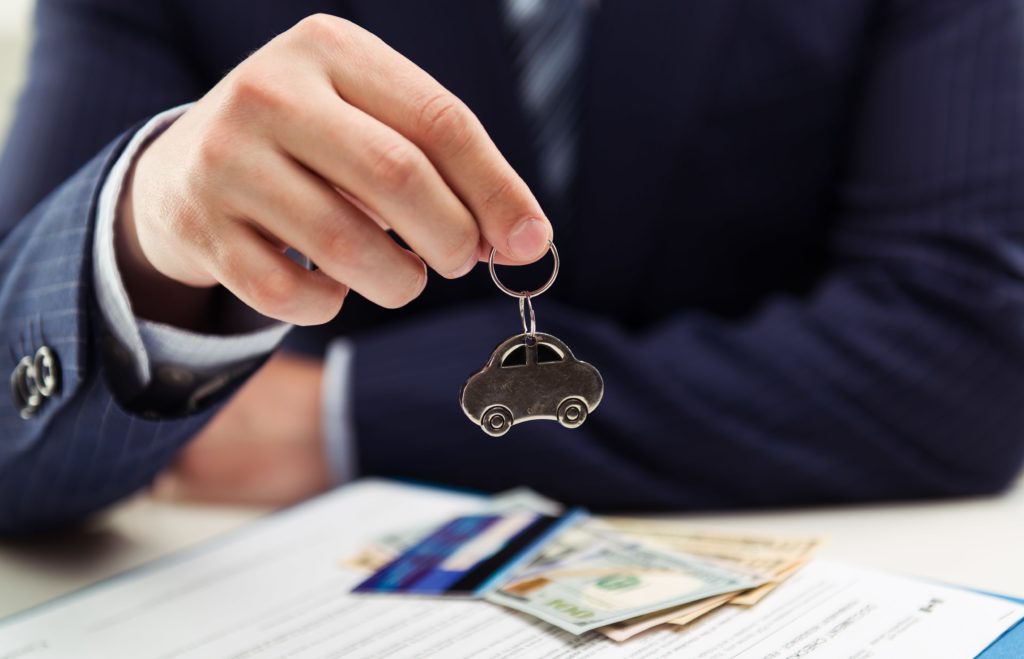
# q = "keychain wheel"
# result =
<box><xmin>481</xmin><ymin>405</ymin><xmax>514</xmax><ymax>436</ymax></box>
<box><xmin>557</xmin><ymin>397</ymin><xmax>588</xmax><ymax>429</ymax></box>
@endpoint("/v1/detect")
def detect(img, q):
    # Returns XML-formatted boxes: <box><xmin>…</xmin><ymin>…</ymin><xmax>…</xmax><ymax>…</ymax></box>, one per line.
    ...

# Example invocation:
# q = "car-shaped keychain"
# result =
<box><xmin>460</xmin><ymin>332</ymin><xmax>604</xmax><ymax>436</ymax></box>
<box><xmin>460</xmin><ymin>242</ymin><xmax>604</xmax><ymax>436</ymax></box>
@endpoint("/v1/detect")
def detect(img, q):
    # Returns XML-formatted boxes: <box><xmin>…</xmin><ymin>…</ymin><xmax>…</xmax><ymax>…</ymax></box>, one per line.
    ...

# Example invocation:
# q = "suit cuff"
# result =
<box><xmin>322</xmin><ymin>338</ymin><xmax>358</xmax><ymax>485</ymax></box>
<box><xmin>92</xmin><ymin>103</ymin><xmax>290</xmax><ymax>391</ymax></box>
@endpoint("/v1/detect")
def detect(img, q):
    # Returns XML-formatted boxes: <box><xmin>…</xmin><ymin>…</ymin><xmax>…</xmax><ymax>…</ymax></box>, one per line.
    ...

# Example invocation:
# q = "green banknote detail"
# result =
<box><xmin>486</xmin><ymin>536</ymin><xmax>765</xmax><ymax>635</ymax></box>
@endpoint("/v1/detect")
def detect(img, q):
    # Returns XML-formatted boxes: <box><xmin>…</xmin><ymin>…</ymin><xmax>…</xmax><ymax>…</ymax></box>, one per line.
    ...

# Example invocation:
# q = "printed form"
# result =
<box><xmin>0</xmin><ymin>480</ymin><xmax>1020</xmax><ymax>659</ymax></box>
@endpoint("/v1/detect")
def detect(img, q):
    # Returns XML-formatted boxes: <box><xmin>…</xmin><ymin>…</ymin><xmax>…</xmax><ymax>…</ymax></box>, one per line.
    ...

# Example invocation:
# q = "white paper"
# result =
<box><xmin>0</xmin><ymin>479</ymin><xmax>1020</xmax><ymax>659</ymax></box>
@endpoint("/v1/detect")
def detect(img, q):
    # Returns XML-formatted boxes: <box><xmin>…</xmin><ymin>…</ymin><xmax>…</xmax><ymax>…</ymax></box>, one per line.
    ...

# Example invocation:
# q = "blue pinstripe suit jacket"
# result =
<box><xmin>2</xmin><ymin>0</ymin><xmax>1024</xmax><ymax>533</ymax></box>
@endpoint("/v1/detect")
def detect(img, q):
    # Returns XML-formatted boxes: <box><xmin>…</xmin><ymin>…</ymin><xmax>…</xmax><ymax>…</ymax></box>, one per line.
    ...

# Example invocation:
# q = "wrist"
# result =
<box><xmin>115</xmin><ymin>142</ymin><xmax>218</xmax><ymax>332</ymax></box>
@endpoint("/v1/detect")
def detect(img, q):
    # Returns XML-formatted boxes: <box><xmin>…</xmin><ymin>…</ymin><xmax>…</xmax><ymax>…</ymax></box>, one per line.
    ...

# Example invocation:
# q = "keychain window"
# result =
<box><xmin>536</xmin><ymin>343</ymin><xmax>564</xmax><ymax>363</ymax></box>
<box><xmin>501</xmin><ymin>346</ymin><xmax>528</xmax><ymax>367</ymax></box>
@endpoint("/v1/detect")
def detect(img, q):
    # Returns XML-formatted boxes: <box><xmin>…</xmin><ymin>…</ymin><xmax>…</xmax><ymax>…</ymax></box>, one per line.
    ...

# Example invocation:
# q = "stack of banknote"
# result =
<box><xmin>533</xmin><ymin>518</ymin><xmax>822</xmax><ymax>640</ymax></box>
<box><xmin>344</xmin><ymin>489</ymin><xmax>822</xmax><ymax>642</ymax></box>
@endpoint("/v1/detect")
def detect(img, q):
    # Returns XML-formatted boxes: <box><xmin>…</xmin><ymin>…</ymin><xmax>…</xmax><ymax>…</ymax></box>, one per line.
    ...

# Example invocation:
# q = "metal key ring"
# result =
<box><xmin>519</xmin><ymin>294</ymin><xmax>537</xmax><ymax>336</ymax></box>
<box><xmin>488</xmin><ymin>240</ymin><xmax>559</xmax><ymax>299</ymax></box>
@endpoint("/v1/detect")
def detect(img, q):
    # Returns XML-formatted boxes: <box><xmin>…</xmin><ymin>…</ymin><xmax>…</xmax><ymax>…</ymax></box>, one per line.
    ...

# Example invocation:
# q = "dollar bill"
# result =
<box><xmin>726</xmin><ymin>558</ymin><xmax>808</xmax><ymax>606</ymax></box>
<box><xmin>598</xmin><ymin>518</ymin><xmax>821</xmax><ymax>560</ymax></box>
<box><xmin>597</xmin><ymin>592</ymin><xmax>733</xmax><ymax>642</ymax></box>
<box><xmin>485</xmin><ymin>532</ymin><xmax>764</xmax><ymax>635</ymax></box>
<box><xmin>582</xmin><ymin>521</ymin><xmax>822</xmax><ymax>636</ymax></box>
<box><xmin>596</xmin><ymin>519</ymin><xmax>821</xmax><ymax>611</ymax></box>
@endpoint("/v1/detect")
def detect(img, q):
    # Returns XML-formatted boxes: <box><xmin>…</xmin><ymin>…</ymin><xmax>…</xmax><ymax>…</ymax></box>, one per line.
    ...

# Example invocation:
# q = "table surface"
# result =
<box><xmin>2</xmin><ymin>477</ymin><xmax>1023</xmax><ymax>620</ymax></box>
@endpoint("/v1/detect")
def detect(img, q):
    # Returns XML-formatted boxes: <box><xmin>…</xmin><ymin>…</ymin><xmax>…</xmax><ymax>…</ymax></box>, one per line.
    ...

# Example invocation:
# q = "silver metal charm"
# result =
<box><xmin>460</xmin><ymin>241</ymin><xmax>604</xmax><ymax>436</ymax></box>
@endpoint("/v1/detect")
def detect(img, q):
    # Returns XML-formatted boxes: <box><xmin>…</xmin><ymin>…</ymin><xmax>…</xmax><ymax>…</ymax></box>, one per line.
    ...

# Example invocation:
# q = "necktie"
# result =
<box><xmin>503</xmin><ymin>0</ymin><xmax>588</xmax><ymax>213</ymax></box>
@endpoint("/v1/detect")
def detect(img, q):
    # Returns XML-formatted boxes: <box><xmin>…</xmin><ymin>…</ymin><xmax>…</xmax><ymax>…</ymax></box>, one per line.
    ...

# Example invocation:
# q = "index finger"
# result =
<box><xmin>297</xmin><ymin>15</ymin><xmax>553</xmax><ymax>265</ymax></box>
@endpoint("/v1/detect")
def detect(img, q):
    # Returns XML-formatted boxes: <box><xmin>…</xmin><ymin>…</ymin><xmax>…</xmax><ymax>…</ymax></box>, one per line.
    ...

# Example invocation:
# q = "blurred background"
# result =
<box><xmin>0</xmin><ymin>0</ymin><xmax>34</xmax><ymax>150</ymax></box>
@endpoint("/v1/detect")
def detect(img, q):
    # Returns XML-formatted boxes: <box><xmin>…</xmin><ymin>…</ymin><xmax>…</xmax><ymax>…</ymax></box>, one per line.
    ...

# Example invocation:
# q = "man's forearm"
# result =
<box><xmin>0</xmin><ymin>135</ymin><xmax>222</xmax><ymax>533</ymax></box>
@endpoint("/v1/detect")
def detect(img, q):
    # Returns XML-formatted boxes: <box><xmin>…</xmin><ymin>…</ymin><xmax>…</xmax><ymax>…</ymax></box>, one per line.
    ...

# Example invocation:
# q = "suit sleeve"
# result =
<box><xmin>349</xmin><ymin>0</ymin><xmax>1024</xmax><ymax>510</ymax></box>
<box><xmin>0</xmin><ymin>0</ymin><xmax>221</xmax><ymax>533</ymax></box>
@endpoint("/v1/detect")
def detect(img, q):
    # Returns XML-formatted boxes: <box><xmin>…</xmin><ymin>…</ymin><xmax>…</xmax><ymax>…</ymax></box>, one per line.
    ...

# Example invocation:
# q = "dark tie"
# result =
<box><xmin>503</xmin><ymin>0</ymin><xmax>588</xmax><ymax>213</ymax></box>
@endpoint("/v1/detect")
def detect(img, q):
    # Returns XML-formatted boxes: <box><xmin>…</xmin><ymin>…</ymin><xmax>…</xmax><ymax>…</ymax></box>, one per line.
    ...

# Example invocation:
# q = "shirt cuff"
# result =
<box><xmin>93</xmin><ymin>104</ymin><xmax>291</xmax><ymax>388</ymax></box>
<box><xmin>322</xmin><ymin>338</ymin><xmax>358</xmax><ymax>485</ymax></box>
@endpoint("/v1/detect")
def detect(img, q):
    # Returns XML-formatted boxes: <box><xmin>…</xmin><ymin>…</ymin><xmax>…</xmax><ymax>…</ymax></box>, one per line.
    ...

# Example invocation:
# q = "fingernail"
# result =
<box><xmin>417</xmin><ymin>258</ymin><xmax>429</xmax><ymax>294</ymax></box>
<box><xmin>508</xmin><ymin>218</ymin><xmax>550</xmax><ymax>261</ymax></box>
<box><xmin>449</xmin><ymin>251</ymin><xmax>478</xmax><ymax>278</ymax></box>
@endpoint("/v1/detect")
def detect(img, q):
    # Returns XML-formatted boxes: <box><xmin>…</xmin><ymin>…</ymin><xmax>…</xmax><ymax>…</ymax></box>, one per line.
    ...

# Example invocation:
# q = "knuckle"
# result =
<box><xmin>306</xmin><ymin>13</ymin><xmax>346</xmax><ymax>34</ymax></box>
<box><xmin>290</xmin><ymin>14</ymin><xmax>358</xmax><ymax>64</ymax></box>
<box><xmin>368</xmin><ymin>139</ymin><xmax>421</xmax><ymax>192</ymax></box>
<box><xmin>193</xmin><ymin>131</ymin><xmax>236</xmax><ymax>171</ymax></box>
<box><xmin>166</xmin><ymin>201</ymin><xmax>216</xmax><ymax>259</ymax></box>
<box><xmin>249</xmin><ymin>266</ymin><xmax>301</xmax><ymax>318</ymax></box>
<box><xmin>294</xmin><ymin>13</ymin><xmax>343</xmax><ymax>42</ymax></box>
<box><xmin>164</xmin><ymin>201</ymin><xmax>200</xmax><ymax>238</ymax></box>
<box><xmin>415</xmin><ymin>93</ymin><xmax>476</xmax><ymax>156</ymax></box>
<box><xmin>225</xmin><ymin>69</ymin><xmax>295</xmax><ymax>117</ymax></box>
<box><xmin>319</xmin><ymin>221</ymin><xmax>362</xmax><ymax>267</ymax></box>
<box><xmin>479</xmin><ymin>174</ymin><xmax>519</xmax><ymax>214</ymax></box>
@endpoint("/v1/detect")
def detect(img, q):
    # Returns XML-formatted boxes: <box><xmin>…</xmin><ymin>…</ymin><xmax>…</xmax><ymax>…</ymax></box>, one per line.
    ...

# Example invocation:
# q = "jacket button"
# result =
<box><xmin>10</xmin><ymin>356</ymin><xmax>40</xmax><ymax>420</ymax></box>
<box><xmin>33</xmin><ymin>346</ymin><xmax>61</xmax><ymax>398</ymax></box>
<box><xmin>157</xmin><ymin>365</ymin><xmax>193</xmax><ymax>388</ymax></box>
<box><xmin>9</xmin><ymin>347</ymin><xmax>61</xmax><ymax>420</ymax></box>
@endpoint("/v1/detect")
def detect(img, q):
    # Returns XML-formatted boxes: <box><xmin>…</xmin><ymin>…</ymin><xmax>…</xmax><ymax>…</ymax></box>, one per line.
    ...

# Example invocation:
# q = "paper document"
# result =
<box><xmin>0</xmin><ymin>479</ymin><xmax>1020</xmax><ymax>658</ymax></box>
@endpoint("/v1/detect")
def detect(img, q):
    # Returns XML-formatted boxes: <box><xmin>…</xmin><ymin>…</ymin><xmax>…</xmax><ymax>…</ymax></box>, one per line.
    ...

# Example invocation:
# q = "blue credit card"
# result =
<box><xmin>353</xmin><ymin>509</ymin><xmax>584</xmax><ymax>598</ymax></box>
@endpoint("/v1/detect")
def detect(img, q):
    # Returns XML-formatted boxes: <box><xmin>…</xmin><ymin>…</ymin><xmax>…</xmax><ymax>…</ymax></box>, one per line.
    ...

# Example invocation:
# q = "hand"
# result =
<box><xmin>153</xmin><ymin>353</ymin><xmax>330</xmax><ymax>506</ymax></box>
<box><xmin>118</xmin><ymin>14</ymin><xmax>552</xmax><ymax>328</ymax></box>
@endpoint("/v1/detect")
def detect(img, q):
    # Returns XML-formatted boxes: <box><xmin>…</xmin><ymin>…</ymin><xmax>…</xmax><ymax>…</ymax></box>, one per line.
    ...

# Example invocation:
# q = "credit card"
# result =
<box><xmin>352</xmin><ymin>509</ymin><xmax>584</xmax><ymax>598</ymax></box>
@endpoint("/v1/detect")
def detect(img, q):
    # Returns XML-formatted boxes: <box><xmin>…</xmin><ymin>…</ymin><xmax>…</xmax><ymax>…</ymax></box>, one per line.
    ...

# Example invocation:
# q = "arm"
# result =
<box><xmin>0</xmin><ymin>1</ymin><xmax>214</xmax><ymax>533</ymax></box>
<box><xmin>1</xmin><ymin>4</ymin><xmax>556</xmax><ymax>530</ymax></box>
<box><xmin>349</xmin><ymin>0</ymin><xmax>1024</xmax><ymax>509</ymax></box>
